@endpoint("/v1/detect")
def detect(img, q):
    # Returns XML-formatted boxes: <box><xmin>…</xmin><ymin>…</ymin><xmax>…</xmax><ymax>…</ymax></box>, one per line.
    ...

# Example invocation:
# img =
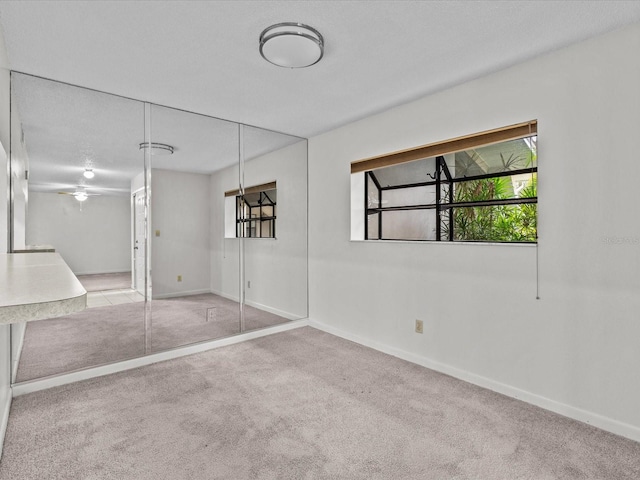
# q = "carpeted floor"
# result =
<box><xmin>16</xmin><ymin>293</ymin><xmax>289</xmax><ymax>382</ymax></box>
<box><xmin>2</xmin><ymin>327</ymin><xmax>639</xmax><ymax>479</ymax></box>
<box><xmin>77</xmin><ymin>272</ymin><xmax>132</xmax><ymax>292</ymax></box>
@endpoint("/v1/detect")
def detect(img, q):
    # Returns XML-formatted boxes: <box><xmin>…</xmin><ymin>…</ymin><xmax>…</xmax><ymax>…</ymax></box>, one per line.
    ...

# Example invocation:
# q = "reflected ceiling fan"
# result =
<box><xmin>57</xmin><ymin>187</ymin><xmax>101</xmax><ymax>202</ymax></box>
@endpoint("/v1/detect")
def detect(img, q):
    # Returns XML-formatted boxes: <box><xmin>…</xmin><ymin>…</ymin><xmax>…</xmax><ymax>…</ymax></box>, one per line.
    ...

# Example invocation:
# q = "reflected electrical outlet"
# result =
<box><xmin>206</xmin><ymin>307</ymin><xmax>216</xmax><ymax>322</ymax></box>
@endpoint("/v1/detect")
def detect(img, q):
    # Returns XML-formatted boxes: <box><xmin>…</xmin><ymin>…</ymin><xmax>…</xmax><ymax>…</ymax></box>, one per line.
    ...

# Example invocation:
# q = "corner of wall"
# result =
<box><xmin>0</xmin><ymin>323</ymin><xmax>12</xmax><ymax>461</ymax></box>
<box><xmin>308</xmin><ymin>319</ymin><xmax>640</xmax><ymax>444</ymax></box>
<box><xmin>0</xmin><ymin>385</ymin><xmax>10</xmax><ymax>460</ymax></box>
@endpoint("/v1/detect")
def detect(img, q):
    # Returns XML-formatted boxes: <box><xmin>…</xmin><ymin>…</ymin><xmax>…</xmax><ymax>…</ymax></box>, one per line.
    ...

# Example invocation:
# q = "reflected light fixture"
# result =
<box><xmin>83</xmin><ymin>168</ymin><xmax>95</xmax><ymax>179</ymax></box>
<box><xmin>74</xmin><ymin>192</ymin><xmax>88</xmax><ymax>202</ymax></box>
<box><xmin>259</xmin><ymin>22</ymin><xmax>324</xmax><ymax>68</ymax></box>
<box><xmin>139</xmin><ymin>142</ymin><xmax>174</xmax><ymax>156</ymax></box>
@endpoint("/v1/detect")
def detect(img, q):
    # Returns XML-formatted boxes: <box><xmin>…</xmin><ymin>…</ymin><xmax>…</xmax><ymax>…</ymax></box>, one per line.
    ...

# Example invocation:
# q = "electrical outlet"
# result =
<box><xmin>415</xmin><ymin>319</ymin><xmax>424</xmax><ymax>334</ymax></box>
<box><xmin>177</xmin><ymin>275</ymin><xmax>182</xmax><ymax>282</ymax></box>
<box><xmin>248</xmin><ymin>280</ymin><xmax>251</xmax><ymax>288</ymax></box>
<box><xmin>155</xmin><ymin>230</ymin><xmax>160</xmax><ymax>237</ymax></box>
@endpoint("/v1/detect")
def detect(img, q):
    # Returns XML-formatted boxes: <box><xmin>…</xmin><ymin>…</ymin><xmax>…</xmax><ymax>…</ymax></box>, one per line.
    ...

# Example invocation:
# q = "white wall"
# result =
<box><xmin>131</xmin><ymin>170</ymin><xmax>145</xmax><ymax>194</ymax></box>
<box><xmin>151</xmin><ymin>169</ymin><xmax>210</xmax><ymax>298</ymax></box>
<box><xmin>26</xmin><ymin>192</ymin><xmax>131</xmax><ymax>275</ymax></box>
<box><xmin>9</xmin><ymin>95</ymin><xmax>28</xmax><ymax>251</ymax></box>
<box><xmin>210</xmin><ymin>140</ymin><xmax>308</xmax><ymax>319</ymax></box>
<box><xmin>210</xmin><ymin>163</ymin><xmax>240</xmax><ymax>302</ymax></box>
<box><xmin>10</xmin><ymin>321</ymin><xmax>24</xmax><ymax>383</ymax></box>
<box><xmin>309</xmin><ymin>23</ymin><xmax>640</xmax><ymax>440</ymax></box>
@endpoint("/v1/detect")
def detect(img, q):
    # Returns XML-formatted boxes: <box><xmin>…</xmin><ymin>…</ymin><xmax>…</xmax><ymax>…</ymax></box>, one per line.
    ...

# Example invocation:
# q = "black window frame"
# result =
<box><xmin>235</xmin><ymin>187</ymin><xmax>277</xmax><ymax>239</ymax></box>
<box><xmin>364</xmin><ymin>155</ymin><xmax>537</xmax><ymax>243</ymax></box>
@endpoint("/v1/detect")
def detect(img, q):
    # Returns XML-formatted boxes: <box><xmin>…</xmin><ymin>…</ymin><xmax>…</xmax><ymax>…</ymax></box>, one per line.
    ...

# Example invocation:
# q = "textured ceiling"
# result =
<box><xmin>2</xmin><ymin>1</ymin><xmax>640</xmax><ymax>138</ymax></box>
<box><xmin>12</xmin><ymin>72</ymin><xmax>301</xmax><ymax>195</ymax></box>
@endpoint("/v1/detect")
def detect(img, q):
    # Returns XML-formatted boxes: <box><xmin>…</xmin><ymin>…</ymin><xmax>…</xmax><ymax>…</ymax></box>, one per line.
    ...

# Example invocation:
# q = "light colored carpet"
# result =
<box><xmin>2</xmin><ymin>327</ymin><xmax>639</xmax><ymax>479</ymax></box>
<box><xmin>77</xmin><ymin>272</ymin><xmax>132</xmax><ymax>292</ymax></box>
<box><xmin>16</xmin><ymin>293</ymin><xmax>288</xmax><ymax>382</ymax></box>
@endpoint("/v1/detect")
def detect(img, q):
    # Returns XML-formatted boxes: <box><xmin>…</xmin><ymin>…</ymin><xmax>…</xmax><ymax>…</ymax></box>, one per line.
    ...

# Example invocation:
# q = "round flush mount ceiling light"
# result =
<box><xmin>259</xmin><ymin>22</ymin><xmax>324</xmax><ymax>68</ymax></box>
<box><xmin>83</xmin><ymin>168</ymin><xmax>95</xmax><ymax>179</ymax></box>
<box><xmin>139</xmin><ymin>142</ymin><xmax>174</xmax><ymax>156</ymax></box>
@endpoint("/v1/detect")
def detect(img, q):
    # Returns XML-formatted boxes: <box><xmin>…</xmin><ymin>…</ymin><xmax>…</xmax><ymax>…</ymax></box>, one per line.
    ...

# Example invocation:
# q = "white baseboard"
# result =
<box><xmin>12</xmin><ymin>319</ymin><xmax>309</xmax><ymax>397</ymax></box>
<box><xmin>244</xmin><ymin>299</ymin><xmax>300</xmax><ymax>320</ymax></box>
<box><xmin>209</xmin><ymin>289</ymin><xmax>238</xmax><ymax>302</ymax></box>
<box><xmin>309</xmin><ymin>319</ymin><xmax>640</xmax><ymax>443</ymax></box>
<box><xmin>152</xmin><ymin>289</ymin><xmax>211</xmax><ymax>300</ymax></box>
<box><xmin>74</xmin><ymin>269</ymin><xmax>132</xmax><ymax>276</ymax></box>
<box><xmin>0</xmin><ymin>388</ymin><xmax>11</xmax><ymax>461</ymax></box>
<box><xmin>210</xmin><ymin>289</ymin><xmax>301</xmax><ymax>320</ymax></box>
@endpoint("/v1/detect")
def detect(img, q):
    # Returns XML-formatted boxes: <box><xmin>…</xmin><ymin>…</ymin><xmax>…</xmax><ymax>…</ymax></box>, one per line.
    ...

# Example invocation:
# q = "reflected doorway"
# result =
<box><xmin>133</xmin><ymin>189</ymin><xmax>146</xmax><ymax>296</ymax></box>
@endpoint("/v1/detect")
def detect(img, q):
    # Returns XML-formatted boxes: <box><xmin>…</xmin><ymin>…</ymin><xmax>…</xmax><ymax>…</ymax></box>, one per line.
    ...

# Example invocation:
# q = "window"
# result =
<box><xmin>225</xmin><ymin>182</ymin><xmax>277</xmax><ymax>238</ymax></box>
<box><xmin>352</xmin><ymin>121</ymin><xmax>537</xmax><ymax>243</ymax></box>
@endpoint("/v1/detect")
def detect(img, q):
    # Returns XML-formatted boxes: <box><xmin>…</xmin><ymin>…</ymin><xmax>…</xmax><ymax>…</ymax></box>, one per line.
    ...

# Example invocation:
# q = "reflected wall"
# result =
<box><xmin>240</xmin><ymin>126</ymin><xmax>308</xmax><ymax>323</ymax></box>
<box><xmin>8</xmin><ymin>73</ymin><xmax>308</xmax><ymax>382</ymax></box>
<box><xmin>147</xmin><ymin>104</ymin><xmax>241</xmax><ymax>351</ymax></box>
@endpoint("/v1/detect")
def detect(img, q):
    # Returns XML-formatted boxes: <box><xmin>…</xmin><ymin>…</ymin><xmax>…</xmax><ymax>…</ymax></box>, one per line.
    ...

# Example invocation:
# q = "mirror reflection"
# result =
<box><xmin>146</xmin><ymin>104</ymin><xmax>242</xmax><ymax>351</ymax></box>
<box><xmin>9</xmin><ymin>73</ymin><xmax>308</xmax><ymax>383</ymax></box>
<box><xmin>10</xmin><ymin>73</ymin><xmax>146</xmax><ymax>382</ymax></box>
<box><xmin>241</xmin><ymin>125</ymin><xmax>308</xmax><ymax>324</ymax></box>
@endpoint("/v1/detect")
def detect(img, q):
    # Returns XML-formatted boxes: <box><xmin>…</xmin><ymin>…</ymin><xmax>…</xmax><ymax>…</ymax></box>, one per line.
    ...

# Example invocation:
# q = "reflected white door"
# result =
<box><xmin>133</xmin><ymin>191</ymin><xmax>146</xmax><ymax>296</ymax></box>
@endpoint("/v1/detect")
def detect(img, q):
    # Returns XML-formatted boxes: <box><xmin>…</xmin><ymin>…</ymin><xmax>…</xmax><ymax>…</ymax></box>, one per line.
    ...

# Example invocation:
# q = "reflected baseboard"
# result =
<box><xmin>244</xmin><ymin>299</ymin><xmax>301</xmax><ymax>321</ymax></box>
<box><xmin>11</xmin><ymin>318</ymin><xmax>309</xmax><ymax>397</ymax></box>
<box><xmin>74</xmin><ymin>269</ymin><xmax>132</xmax><ymax>276</ymax></box>
<box><xmin>151</xmin><ymin>289</ymin><xmax>211</xmax><ymax>300</ymax></box>
<box><xmin>210</xmin><ymin>289</ymin><xmax>303</xmax><ymax>320</ymax></box>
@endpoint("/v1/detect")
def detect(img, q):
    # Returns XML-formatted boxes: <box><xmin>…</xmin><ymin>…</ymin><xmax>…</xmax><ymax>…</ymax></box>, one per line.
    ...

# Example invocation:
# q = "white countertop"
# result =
<box><xmin>0</xmin><ymin>253</ymin><xmax>87</xmax><ymax>325</ymax></box>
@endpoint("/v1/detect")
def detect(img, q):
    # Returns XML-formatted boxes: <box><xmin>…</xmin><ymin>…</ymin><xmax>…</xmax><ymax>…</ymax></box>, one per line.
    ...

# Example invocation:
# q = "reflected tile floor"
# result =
<box><xmin>86</xmin><ymin>288</ymin><xmax>145</xmax><ymax>308</ymax></box>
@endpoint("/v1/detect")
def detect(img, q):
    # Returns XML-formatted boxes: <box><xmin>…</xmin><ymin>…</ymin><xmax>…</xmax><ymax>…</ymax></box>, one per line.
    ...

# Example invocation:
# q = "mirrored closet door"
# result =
<box><xmin>240</xmin><ymin>125</ymin><xmax>308</xmax><ymax>331</ymax></box>
<box><xmin>146</xmin><ymin>104</ymin><xmax>241</xmax><ymax>351</ymax></box>
<box><xmin>9</xmin><ymin>72</ymin><xmax>308</xmax><ymax>384</ymax></box>
<box><xmin>9</xmin><ymin>72</ymin><xmax>147</xmax><ymax>382</ymax></box>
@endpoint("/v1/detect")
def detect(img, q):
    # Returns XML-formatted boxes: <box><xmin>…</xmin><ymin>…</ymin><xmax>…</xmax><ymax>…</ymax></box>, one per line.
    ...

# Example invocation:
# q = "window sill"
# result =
<box><xmin>350</xmin><ymin>239</ymin><xmax>536</xmax><ymax>247</ymax></box>
<box><xmin>225</xmin><ymin>237</ymin><xmax>278</xmax><ymax>240</ymax></box>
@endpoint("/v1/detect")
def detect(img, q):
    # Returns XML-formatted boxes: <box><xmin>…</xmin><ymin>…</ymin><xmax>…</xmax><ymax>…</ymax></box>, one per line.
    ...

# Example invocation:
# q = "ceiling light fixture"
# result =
<box><xmin>139</xmin><ymin>142</ymin><xmax>174</xmax><ymax>156</ymax></box>
<box><xmin>259</xmin><ymin>22</ymin><xmax>324</xmax><ymax>68</ymax></box>
<box><xmin>83</xmin><ymin>168</ymin><xmax>95</xmax><ymax>179</ymax></box>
